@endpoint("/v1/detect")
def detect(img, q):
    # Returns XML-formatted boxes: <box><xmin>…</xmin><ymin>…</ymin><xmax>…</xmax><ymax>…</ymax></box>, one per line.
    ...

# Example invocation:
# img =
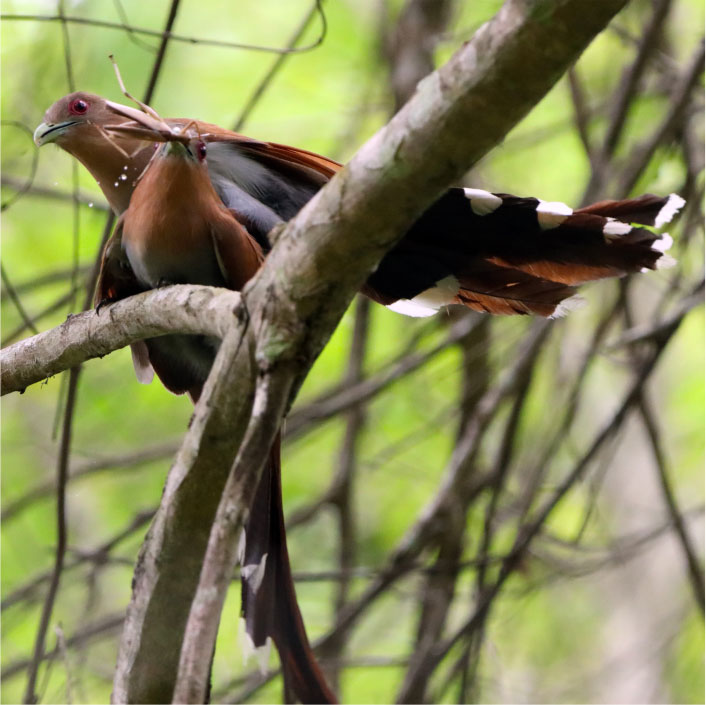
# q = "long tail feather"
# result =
<box><xmin>365</xmin><ymin>189</ymin><xmax>683</xmax><ymax>318</ymax></box>
<box><xmin>240</xmin><ymin>434</ymin><xmax>337</xmax><ymax>703</ymax></box>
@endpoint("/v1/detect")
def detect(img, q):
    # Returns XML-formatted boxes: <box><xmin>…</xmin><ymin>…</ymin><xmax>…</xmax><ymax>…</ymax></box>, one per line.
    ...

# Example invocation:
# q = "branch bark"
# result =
<box><xmin>0</xmin><ymin>286</ymin><xmax>241</xmax><ymax>395</ymax></box>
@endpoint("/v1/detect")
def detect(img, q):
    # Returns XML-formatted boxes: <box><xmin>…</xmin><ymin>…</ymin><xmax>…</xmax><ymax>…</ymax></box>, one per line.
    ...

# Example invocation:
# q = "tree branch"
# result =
<box><xmin>0</xmin><ymin>285</ymin><xmax>241</xmax><ymax>395</ymax></box>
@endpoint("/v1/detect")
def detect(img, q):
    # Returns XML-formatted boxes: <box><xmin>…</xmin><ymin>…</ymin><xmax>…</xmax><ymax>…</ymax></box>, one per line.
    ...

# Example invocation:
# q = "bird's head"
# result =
<box><xmin>33</xmin><ymin>92</ymin><xmax>129</xmax><ymax>148</ymax></box>
<box><xmin>158</xmin><ymin>137</ymin><xmax>209</xmax><ymax>164</ymax></box>
<box><xmin>33</xmin><ymin>91</ymin><xmax>159</xmax><ymax>213</ymax></box>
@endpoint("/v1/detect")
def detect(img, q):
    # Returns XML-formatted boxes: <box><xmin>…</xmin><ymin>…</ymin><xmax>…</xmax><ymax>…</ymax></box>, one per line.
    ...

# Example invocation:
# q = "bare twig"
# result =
<box><xmin>2</xmin><ymin>288</ymin><xmax>79</xmax><ymax>347</ymax></box>
<box><xmin>1</xmin><ymin>441</ymin><xmax>177</xmax><ymax>523</ymax></box>
<box><xmin>617</xmin><ymin>39</ymin><xmax>704</xmax><ymax>196</ymax></box>
<box><xmin>567</xmin><ymin>66</ymin><xmax>595</xmax><ymax>163</ymax></box>
<box><xmin>141</xmin><ymin>0</ymin><xmax>181</xmax><ymax>104</ymax></box>
<box><xmin>433</xmin><ymin>309</ymin><xmax>687</xmax><ymax>669</ymax></box>
<box><xmin>0</xmin><ymin>121</ymin><xmax>40</xmax><ymax>212</ymax></box>
<box><xmin>318</xmin><ymin>296</ymin><xmax>370</xmax><ymax>690</ymax></box>
<box><xmin>233</xmin><ymin>0</ymin><xmax>327</xmax><ymax>131</ymax></box>
<box><xmin>284</xmin><ymin>313</ymin><xmax>481</xmax><ymax>439</ymax></box>
<box><xmin>0</xmin><ymin>175</ymin><xmax>107</xmax><ymax>211</ymax></box>
<box><xmin>0</xmin><ymin>264</ymin><xmax>92</xmax><ymax>299</ymax></box>
<box><xmin>23</xmin><ymin>366</ymin><xmax>79</xmax><ymax>704</ymax></box>
<box><xmin>636</xmin><ymin>393</ymin><xmax>705</xmax><ymax>612</ymax></box>
<box><xmin>2</xmin><ymin>510</ymin><xmax>155</xmax><ymax>613</ymax></box>
<box><xmin>603</xmin><ymin>0</ymin><xmax>672</xmax><ymax>157</ymax></box>
<box><xmin>1</xmin><ymin>263</ymin><xmax>40</xmax><ymax>337</ymax></box>
<box><xmin>2</xmin><ymin>614</ymin><xmax>125</xmax><ymax>682</ymax></box>
<box><xmin>0</xmin><ymin>7</ymin><xmax>327</xmax><ymax>55</ymax></box>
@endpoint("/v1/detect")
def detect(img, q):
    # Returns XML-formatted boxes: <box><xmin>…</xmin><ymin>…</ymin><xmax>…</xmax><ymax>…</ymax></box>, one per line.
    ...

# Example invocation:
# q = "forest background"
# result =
<box><xmin>1</xmin><ymin>0</ymin><xmax>703</xmax><ymax>703</ymax></box>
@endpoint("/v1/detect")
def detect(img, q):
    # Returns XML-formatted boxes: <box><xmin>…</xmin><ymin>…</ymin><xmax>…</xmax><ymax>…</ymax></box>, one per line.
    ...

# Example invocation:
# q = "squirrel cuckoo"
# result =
<box><xmin>35</xmin><ymin>92</ymin><xmax>683</xmax><ymax>318</ymax></box>
<box><xmin>84</xmin><ymin>111</ymin><xmax>336</xmax><ymax>703</ymax></box>
<box><xmin>35</xmin><ymin>92</ymin><xmax>684</xmax><ymax>703</ymax></box>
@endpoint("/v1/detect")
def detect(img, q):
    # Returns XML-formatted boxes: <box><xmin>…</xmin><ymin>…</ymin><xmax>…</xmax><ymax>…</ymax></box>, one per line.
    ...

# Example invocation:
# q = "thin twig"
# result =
<box><xmin>285</xmin><ymin>313</ymin><xmax>481</xmax><ymax>439</ymax></box>
<box><xmin>1</xmin><ymin>264</ymin><xmax>40</xmax><ymax>337</ymax></box>
<box><xmin>2</xmin><ymin>288</ymin><xmax>78</xmax><ymax>349</ymax></box>
<box><xmin>603</xmin><ymin>0</ymin><xmax>673</xmax><ymax>157</ymax></box>
<box><xmin>434</xmin><ymin>311</ymin><xmax>687</xmax><ymax>669</ymax></box>
<box><xmin>140</xmin><ymin>0</ymin><xmax>181</xmax><ymax>104</ymax></box>
<box><xmin>233</xmin><ymin>0</ymin><xmax>326</xmax><ymax>131</ymax></box>
<box><xmin>0</xmin><ymin>175</ymin><xmax>107</xmax><ymax>211</ymax></box>
<box><xmin>634</xmin><ymin>376</ymin><xmax>704</xmax><ymax>611</ymax></box>
<box><xmin>318</xmin><ymin>296</ymin><xmax>369</xmax><ymax>690</ymax></box>
<box><xmin>3</xmin><ymin>614</ymin><xmax>125</xmax><ymax>682</ymax></box>
<box><xmin>0</xmin><ymin>121</ymin><xmax>40</xmax><ymax>212</ymax></box>
<box><xmin>23</xmin><ymin>366</ymin><xmax>79</xmax><ymax>704</ymax></box>
<box><xmin>2</xmin><ymin>510</ymin><xmax>155</xmax><ymax>614</ymax></box>
<box><xmin>1</xmin><ymin>441</ymin><xmax>177</xmax><ymax>524</ymax></box>
<box><xmin>617</xmin><ymin>39</ymin><xmax>704</xmax><ymax>196</ymax></box>
<box><xmin>0</xmin><ymin>9</ymin><xmax>327</xmax><ymax>55</ymax></box>
<box><xmin>111</xmin><ymin>0</ymin><xmax>158</xmax><ymax>53</ymax></box>
<box><xmin>566</xmin><ymin>66</ymin><xmax>594</xmax><ymax>163</ymax></box>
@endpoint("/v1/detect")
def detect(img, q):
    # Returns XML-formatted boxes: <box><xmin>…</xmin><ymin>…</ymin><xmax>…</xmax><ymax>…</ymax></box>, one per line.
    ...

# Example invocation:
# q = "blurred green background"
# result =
<box><xmin>1</xmin><ymin>1</ymin><xmax>703</xmax><ymax>703</ymax></box>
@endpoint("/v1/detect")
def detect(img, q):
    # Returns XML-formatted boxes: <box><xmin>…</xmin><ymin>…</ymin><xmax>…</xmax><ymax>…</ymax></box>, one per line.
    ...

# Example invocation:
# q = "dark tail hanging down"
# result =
<box><xmin>240</xmin><ymin>434</ymin><xmax>337</xmax><ymax>703</ymax></box>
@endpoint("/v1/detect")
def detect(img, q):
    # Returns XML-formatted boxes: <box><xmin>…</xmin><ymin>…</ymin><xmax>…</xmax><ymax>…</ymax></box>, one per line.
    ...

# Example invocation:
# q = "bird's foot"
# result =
<box><xmin>95</xmin><ymin>297</ymin><xmax>117</xmax><ymax>314</ymax></box>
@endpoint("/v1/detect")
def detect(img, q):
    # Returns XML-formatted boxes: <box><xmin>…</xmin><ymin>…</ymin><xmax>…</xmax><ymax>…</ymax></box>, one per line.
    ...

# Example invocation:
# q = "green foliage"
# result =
<box><xmin>1</xmin><ymin>1</ymin><xmax>703</xmax><ymax>703</ymax></box>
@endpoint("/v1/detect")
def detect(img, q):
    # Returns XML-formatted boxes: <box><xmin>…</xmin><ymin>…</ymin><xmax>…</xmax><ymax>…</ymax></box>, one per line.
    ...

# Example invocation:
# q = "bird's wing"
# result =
<box><xmin>94</xmin><ymin>216</ymin><xmax>144</xmax><ymax>305</ymax></box>
<box><xmin>171</xmin><ymin>118</ymin><xmax>343</xmax><ymax>177</ymax></box>
<box><xmin>94</xmin><ymin>217</ymin><xmax>154</xmax><ymax>385</ymax></box>
<box><xmin>209</xmin><ymin>210</ymin><xmax>265</xmax><ymax>290</ymax></box>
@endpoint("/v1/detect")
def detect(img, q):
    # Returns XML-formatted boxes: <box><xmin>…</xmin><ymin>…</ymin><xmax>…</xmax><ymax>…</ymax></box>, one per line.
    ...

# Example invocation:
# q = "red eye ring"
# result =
<box><xmin>68</xmin><ymin>98</ymin><xmax>89</xmax><ymax>116</ymax></box>
<box><xmin>197</xmin><ymin>142</ymin><xmax>207</xmax><ymax>160</ymax></box>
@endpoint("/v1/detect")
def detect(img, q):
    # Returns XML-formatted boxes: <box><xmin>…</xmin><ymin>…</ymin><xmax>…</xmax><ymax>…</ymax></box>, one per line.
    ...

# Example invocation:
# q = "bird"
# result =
<box><xmin>87</xmin><ymin>109</ymin><xmax>337</xmax><ymax>703</ymax></box>
<box><xmin>35</xmin><ymin>91</ymin><xmax>683</xmax><ymax>321</ymax></box>
<box><xmin>34</xmin><ymin>91</ymin><xmax>684</xmax><ymax>703</ymax></box>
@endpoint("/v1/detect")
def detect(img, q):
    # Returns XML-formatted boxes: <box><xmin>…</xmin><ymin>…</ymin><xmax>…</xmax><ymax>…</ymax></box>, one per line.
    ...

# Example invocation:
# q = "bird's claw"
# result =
<box><xmin>95</xmin><ymin>297</ymin><xmax>116</xmax><ymax>314</ymax></box>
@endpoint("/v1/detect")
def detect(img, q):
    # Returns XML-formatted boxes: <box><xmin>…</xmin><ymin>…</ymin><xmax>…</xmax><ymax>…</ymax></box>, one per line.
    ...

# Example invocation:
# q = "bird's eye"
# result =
<box><xmin>197</xmin><ymin>142</ymin><xmax>207</xmax><ymax>161</ymax></box>
<box><xmin>68</xmin><ymin>99</ymin><xmax>89</xmax><ymax>115</ymax></box>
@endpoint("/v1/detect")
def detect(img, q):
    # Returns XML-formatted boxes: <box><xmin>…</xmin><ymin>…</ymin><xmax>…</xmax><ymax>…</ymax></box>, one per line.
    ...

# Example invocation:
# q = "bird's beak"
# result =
<box><xmin>33</xmin><ymin>120</ymin><xmax>79</xmax><ymax>146</ymax></box>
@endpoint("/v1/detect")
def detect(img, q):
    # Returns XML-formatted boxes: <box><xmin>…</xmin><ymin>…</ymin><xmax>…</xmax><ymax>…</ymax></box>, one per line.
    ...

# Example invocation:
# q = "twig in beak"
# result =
<box><xmin>109</xmin><ymin>54</ymin><xmax>165</xmax><ymax>124</ymax></box>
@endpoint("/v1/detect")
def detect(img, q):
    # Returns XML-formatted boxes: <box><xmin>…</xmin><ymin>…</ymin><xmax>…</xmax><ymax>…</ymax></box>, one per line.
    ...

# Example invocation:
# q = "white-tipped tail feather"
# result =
<box><xmin>536</xmin><ymin>200</ymin><xmax>573</xmax><ymax>230</ymax></box>
<box><xmin>387</xmin><ymin>275</ymin><xmax>459</xmax><ymax>317</ymax></box>
<box><xmin>463</xmin><ymin>188</ymin><xmax>503</xmax><ymax>216</ymax></box>
<box><xmin>549</xmin><ymin>295</ymin><xmax>586</xmax><ymax>319</ymax></box>
<box><xmin>655</xmin><ymin>254</ymin><xmax>677</xmax><ymax>270</ymax></box>
<box><xmin>131</xmin><ymin>342</ymin><xmax>154</xmax><ymax>384</ymax></box>
<box><xmin>239</xmin><ymin>619</ymin><xmax>273</xmax><ymax>675</ymax></box>
<box><xmin>652</xmin><ymin>232</ymin><xmax>674</xmax><ymax>253</ymax></box>
<box><xmin>603</xmin><ymin>218</ymin><xmax>633</xmax><ymax>239</ymax></box>
<box><xmin>241</xmin><ymin>552</ymin><xmax>268</xmax><ymax>594</ymax></box>
<box><xmin>655</xmin><ymin>193</ymin><xmax>686</xmax><ymax>228</ymax></box>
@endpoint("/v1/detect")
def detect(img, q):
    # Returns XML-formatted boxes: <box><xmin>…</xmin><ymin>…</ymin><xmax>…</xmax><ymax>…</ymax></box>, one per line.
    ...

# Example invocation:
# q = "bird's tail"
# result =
<box><xmin>240</xmin><ymin>434</ymin><xmax>337</xmax><ymax>704</ymax></box>
<box><xmin>363</xmin><ymin>190</ymin><xmax>684</xmax><ymax>318</ymax></box>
